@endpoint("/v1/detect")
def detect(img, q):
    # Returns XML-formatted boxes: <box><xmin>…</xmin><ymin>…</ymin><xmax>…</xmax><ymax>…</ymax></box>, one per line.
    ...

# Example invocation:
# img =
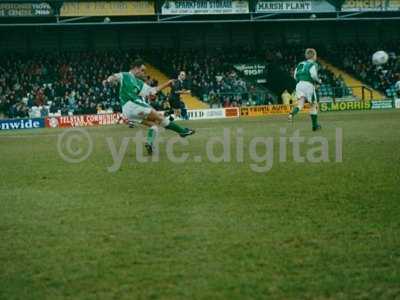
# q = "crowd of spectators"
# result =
<box><xmin>264</xmin><ymin>46</ymin><xmax>350</xmax><ymax>98</ymax></box>
<box><xmin>4</xmin><ymin>44</ymin><xmax>392</xmax><ymax>119</ymax></box>
<box><xmin>155</xmin><ymin>46</ymin><xmax>350</xmax><ymax>107</ymax></box>
<box><xmin>325</xmin><ymin>43</ymin><xmax>400</xmax><ymax>96</ymax></box>
<box><xmin>0</xmin><ymin>51</ymin><xmax>141</xmax><ymax>118</ymax></box>
<box><xmin>0</xmin><ymin>48</ymin><xmax>273</xmax><ymax>119</ymax></box>
<box><xmin>155</xmin><ymin>48</ymin><xmax>256</xmax><ymax>107</ymax></box>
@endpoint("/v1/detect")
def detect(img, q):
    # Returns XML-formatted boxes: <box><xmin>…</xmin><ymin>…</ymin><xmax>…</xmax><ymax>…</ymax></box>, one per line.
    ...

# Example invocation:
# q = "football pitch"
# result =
<box><xmin>1</xmin><ymin>110</ymin><xmax>399</xmax><ymax>299</ymax></box>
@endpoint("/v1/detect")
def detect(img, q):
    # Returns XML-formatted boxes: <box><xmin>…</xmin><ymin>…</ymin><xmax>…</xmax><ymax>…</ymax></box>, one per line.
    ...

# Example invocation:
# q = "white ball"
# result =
<box><xmin>372</xmin><ymin>50</ymin><xmax>389</xmax><ymax>66</ymax></box>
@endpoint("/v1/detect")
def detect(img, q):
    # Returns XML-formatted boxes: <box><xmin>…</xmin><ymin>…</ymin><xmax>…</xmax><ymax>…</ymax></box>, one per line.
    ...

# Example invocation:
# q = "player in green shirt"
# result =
<box><xmin>104</xmin><ymin>59</ymin><xmax>195</xmax><ymax>154</ymax></box>
<box><xmin>288</xmin><ymin>48</ymin><xmax>322</xmax><ymax>131</ymax></box>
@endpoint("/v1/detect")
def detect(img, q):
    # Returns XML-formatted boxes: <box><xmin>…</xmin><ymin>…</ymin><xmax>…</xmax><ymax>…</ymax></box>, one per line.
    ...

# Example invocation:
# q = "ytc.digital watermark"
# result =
<box><xmin>57</xmin><ymin>127</ymin><xmax>343</xmax><ymax>173</ymax></box>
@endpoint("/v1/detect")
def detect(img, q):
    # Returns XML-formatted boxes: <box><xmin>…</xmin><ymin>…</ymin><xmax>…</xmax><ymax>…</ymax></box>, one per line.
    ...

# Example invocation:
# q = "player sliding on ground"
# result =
<box><xmin>103</xmin><ymin>59</ymin><xmax>195</xmax><ymax>155</ymax></box>
<box><xmin>288</xmin><ymin>48</ymin><xmax>322</xmax><ymax>131</ymax></box>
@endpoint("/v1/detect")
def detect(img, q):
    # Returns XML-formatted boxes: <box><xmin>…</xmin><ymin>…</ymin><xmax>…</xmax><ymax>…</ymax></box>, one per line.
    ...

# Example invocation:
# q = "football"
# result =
<box><xmin>372</xmin><ymin>50</ymin><xmax>389</xmax><ymax>65</ymax></box>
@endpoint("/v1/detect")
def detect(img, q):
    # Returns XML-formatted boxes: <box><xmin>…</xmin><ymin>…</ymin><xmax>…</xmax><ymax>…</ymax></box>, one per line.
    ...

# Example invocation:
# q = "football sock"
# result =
<box><xmin>311</xmin><ymin>114</ymin><xmax>318</xmax><ymax>129</ymax></box>
<box><xmin>146</xmin><ymin>125</ymin><xmax>158</xmax><ymax>145</ymax></box>
<box><xmin>160</xmin><ymin>117</ymin><xmax>188</xmax><ymax>135</ymax></box>
<box><xmin>166</xmin><ymin>121</ymin><xmax>188</xmax><ymax>135</ymax></box>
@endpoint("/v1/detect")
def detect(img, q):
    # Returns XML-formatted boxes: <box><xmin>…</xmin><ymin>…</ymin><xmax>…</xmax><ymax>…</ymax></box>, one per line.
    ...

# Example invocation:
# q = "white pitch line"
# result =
<box><xmin>0</xmin><ymin>133</ymin><xmax>59</xmax><ymax>139</ymax></box>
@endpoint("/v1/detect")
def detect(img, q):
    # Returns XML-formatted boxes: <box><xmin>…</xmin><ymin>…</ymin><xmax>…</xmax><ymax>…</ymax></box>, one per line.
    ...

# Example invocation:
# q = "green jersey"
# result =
<box><xmin>295</xmin><ymin>60</ymin><xmax>318</xmax><ymax>83</ymax></box>
<box><xmin>118</xmin><ymin>72</ymin><xmax>148</xmax><ymax>107</ymax></box>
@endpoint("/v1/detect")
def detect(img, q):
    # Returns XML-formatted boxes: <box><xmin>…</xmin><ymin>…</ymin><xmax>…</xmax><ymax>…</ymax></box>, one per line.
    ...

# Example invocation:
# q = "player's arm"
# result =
<box><xmin>155</xmin><ymin>80</ymin><xmax>174</xmax><ymax>93</ymax></box>
<box><xmin>139</xmin><ymin>80</ymin><xmax>173</xmax><ymax>97</ymax></box>
<box><xmin>293</xmin><ymin>67</ymin><xmax>298</xmax><ymax>81</ymax></box>
<box><xmin>103</xmin><ymin>73</ymin><xmax>122</xmax><ymax>86</ymax></box>
<box><xmin>310</xmin><ymin>65</ymin><xmax>322</xmax><ymax>84</ymax></box>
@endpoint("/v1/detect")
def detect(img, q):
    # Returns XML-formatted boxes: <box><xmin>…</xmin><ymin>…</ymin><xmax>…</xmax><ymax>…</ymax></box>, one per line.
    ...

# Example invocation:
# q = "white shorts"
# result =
<box><xmin>296</xmin><ymin>81</ymin><xmax>316</xmax><ymax>102</ymax></box>
<box><xmin>122</xmin><ymin>100</ymin><xmax>153</xmax><ymax>123</ymax></box>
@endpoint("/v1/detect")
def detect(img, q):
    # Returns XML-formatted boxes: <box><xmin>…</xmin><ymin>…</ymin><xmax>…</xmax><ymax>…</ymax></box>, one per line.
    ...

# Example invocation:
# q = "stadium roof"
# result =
<box><xmin>0</xmin><ymin>0</ymin><xmax>399</xmax><ymax>26</ymax></box>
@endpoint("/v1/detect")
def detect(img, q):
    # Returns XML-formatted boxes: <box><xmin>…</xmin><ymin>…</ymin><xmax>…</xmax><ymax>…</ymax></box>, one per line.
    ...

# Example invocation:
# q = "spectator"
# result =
<box><xmin>281</xmin><ymin>90</ymin><xmax>291</xmax><ymax>105</ymax></box>
<box><xmin>0</xmin><ymin>46</ymin><xmax>357</xmax><ymax>118</ymax></box>
<box><xmin>326</xmin><ymin>42</ymin><xmax>400</xmax><ymax>97</ymax></box>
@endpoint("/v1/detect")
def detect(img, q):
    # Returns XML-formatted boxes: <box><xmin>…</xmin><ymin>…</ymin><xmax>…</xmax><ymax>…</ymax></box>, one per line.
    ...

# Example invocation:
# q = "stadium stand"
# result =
<box><xmin>0</xmin><ymin>48</ymin><xmax>273</xmax><ymax>117</ymax></box>
<box><xmin>153</xmin><ymin>47</ymin><xmax>351</xmax><ymax>106</ymax></box>
<box><xmin>325</xmin><ymin>43</ymin><xmax>400</xmax><ymax>98</ymax></box>
<box><xmin>144</xmin><ymin>63</ymin><xmax>207</xmax><ymax>109</ymax></box>
<box><xmin>0</xmin><ymin>51</ymin><xmax>124</xmax><ymax>118</ymax></box>
<box><xmin>152</xmin><ymin>48</ymin><xmax>255</xmax><ymax>107</ymax></box>
<box><xmin>1</xmin><ymin>43</ymin><xmax>398</xmax><ymax>118</ymax></box>
<box><xmin>262</xmin><ymin>46</ymin><xmax>352</xmax><ymax>100</ymax></box>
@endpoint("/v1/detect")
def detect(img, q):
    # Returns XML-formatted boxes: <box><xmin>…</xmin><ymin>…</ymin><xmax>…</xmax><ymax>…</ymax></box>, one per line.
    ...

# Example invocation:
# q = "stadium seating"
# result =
<box><xmin>144</xmin><ymin>63</ymin><xmax>207</xmax><ymax>109</ymax></box>
<box><xmin>152</xmin><ymin>48</ymin><xmax>253</xmax><ymax>107</ymax></box>
<box><xmin>324</xmin><ymin>43</ymin><xmax>400</xmax><ymax>98</ymax></box>
<box><xmin>1</xmin><ymin>45</ymin><xmax>387</xmax><ymax>118</ymax></box>
<box><xmin>152</xmin><ymin>47</ymin><xmax>352</xmax><ymax>105</ymax></box>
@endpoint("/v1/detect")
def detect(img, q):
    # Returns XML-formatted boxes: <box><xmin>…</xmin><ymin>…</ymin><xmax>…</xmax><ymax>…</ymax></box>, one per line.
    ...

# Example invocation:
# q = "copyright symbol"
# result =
<box><xmin>57</xmin><ymin>128</ymin><xmax>93</xmax><ymax>163</ymax></box>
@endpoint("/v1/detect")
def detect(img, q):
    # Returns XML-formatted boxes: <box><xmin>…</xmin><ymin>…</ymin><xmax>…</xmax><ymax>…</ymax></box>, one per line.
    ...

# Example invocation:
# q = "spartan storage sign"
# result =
<box><xmin>162</xmin><ymin>0</ymin><xmax>249</xmax><ymax>14</ymax></box>
<box><xmin>0</xmin><ymin>118</ymin><xmax>45</xmax><ymax>130</ymax></box>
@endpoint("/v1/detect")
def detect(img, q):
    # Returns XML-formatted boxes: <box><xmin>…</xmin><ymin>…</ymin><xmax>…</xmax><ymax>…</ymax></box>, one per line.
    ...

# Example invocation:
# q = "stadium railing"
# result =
<box><xmin>201</xmin><ymin>91</ymin><xmax>275</xmax><ymax>107</ymax></box>
<box><xmin>319</xmin><ymin>85</ymin><xmax>380</xmax><ymax>102</ymax></box>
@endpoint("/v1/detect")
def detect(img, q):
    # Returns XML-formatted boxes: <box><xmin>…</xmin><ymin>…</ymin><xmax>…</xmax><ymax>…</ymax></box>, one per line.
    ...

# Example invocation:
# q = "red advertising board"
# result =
<box><xmin>46</xmin><ymin>113</ymin><xmax>125</xmax><ymax>128</ymax></box>
<box><xmin>224</xmin><ymin>107</ymin><xmax>240</xmax><ymax>118</ymax></box>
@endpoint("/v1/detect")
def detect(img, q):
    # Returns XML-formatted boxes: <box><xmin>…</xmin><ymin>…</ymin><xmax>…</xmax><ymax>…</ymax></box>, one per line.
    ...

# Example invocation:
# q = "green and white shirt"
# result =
<box><xmin>294</xmin><ymin>60</ymin><xmax>320</xmax><ymax>84</ymax></box>
<box><xmin>116</xmin><ymin>72</ymin><xmax>156</xmax><ymax>107</ymax></box>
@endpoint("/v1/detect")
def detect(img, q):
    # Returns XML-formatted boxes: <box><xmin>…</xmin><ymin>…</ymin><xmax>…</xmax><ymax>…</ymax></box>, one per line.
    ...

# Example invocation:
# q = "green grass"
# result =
<box><xmin>1</xmin><ymin>110</ymin><xmax>400</xmax><ymax>300</ymax></box>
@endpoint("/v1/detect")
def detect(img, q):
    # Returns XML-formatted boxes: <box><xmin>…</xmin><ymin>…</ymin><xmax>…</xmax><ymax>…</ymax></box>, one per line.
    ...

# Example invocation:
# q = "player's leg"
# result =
<box><xmin>145</xmin><ymin>109</ymin><xmax>195</xmax><ymax>137</ymax></box>
<box><xmin>131</xmin><ymin>103</ymin><xmax>195</xmax><ymax>155</ymax></box>
<box><xmin>289</xmin><ymin>82</ymin><xmax>305</xmax><ymax>121</ymax></box>
<box><xmin>180</xmin><ymin>101</ymin><xmax>188</xmax><ymax>120</ymax></box>
<box><xmin>122</xmin><ymin>101</ymin><xmax>140</xmax><ymax>126</ymax></box>
<box><xmin>168</xmin><ymin>97</ymin><xmax>178</xmax><ymax>120</ymax></box>
<box><xmin>169</xmin><ymin>98</ymin><xmax>181</xmax><ymax>120</ymax></box>
<box><xmin>310</xmin><ymin>91</ymin><xmax>321</xmax><ymax>131</ymax></box>
<box><xmin>122</xmin><ymin>101</ymin><xmax>158</xmax><ymax>155</ymax></box>
<box><xmin>289</xmin><ymin>96</ymin><xmax>305</xmax><ymax>121</ymax></box>
<box><xmin>142</xmin><ymin>119</ymin><xmax>158</xmax><ymax>155</ymax></box>
<box><xmin>309</xmin><ymin>102</ymin><xmax>320</xmax><ymax>131</ymax></box>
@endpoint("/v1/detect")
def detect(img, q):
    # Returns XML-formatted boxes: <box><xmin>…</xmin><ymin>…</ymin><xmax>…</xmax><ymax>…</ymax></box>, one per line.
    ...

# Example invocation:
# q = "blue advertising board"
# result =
<box><xmin>0</xmin><ymin>118</ymin><xmax>45</xmax><ymax>131</ymax></box>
